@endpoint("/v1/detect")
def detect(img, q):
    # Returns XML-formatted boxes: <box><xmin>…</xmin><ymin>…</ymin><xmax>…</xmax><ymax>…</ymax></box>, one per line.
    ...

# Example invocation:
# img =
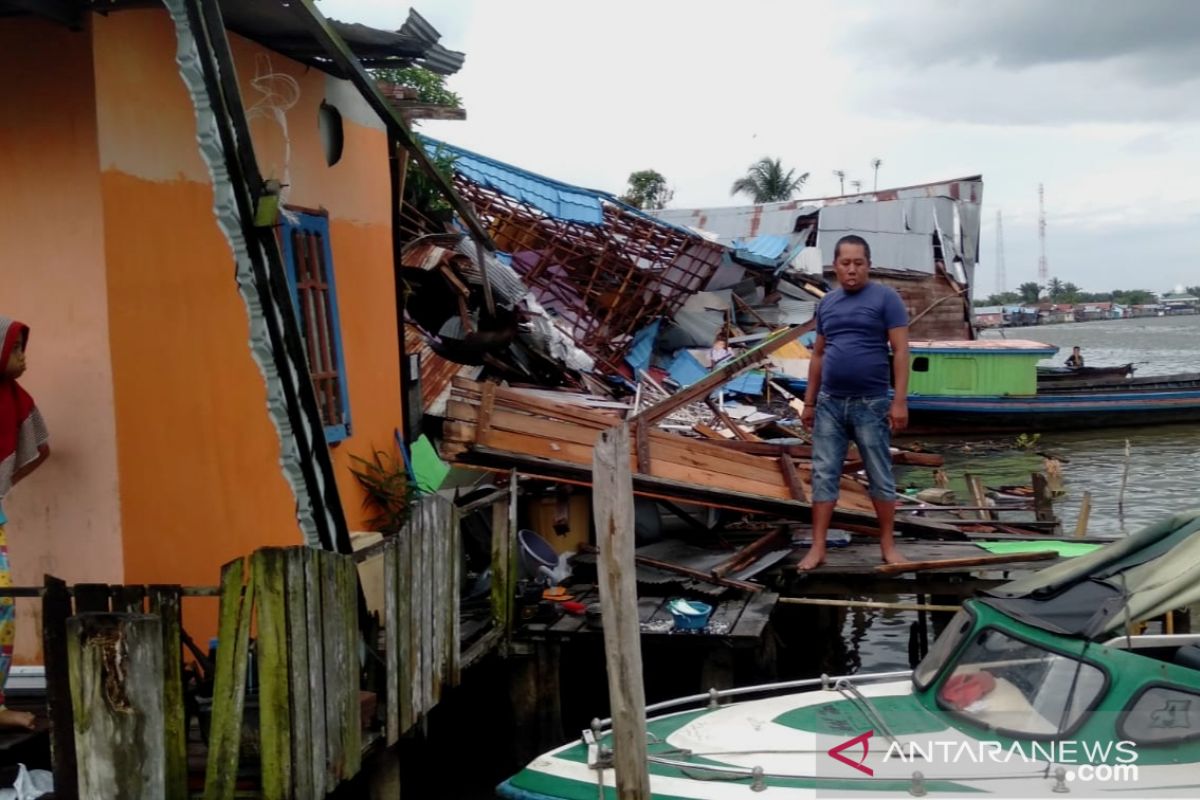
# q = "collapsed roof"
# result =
<box><xmin>421</xmin><ymin>138</ymin><xmax>728</xmax><ymax>372</ymax></box>
<box><xmin>656</xmin><ymin>178</ymin><xmax>984</xmax><ymax>341</ymax></box>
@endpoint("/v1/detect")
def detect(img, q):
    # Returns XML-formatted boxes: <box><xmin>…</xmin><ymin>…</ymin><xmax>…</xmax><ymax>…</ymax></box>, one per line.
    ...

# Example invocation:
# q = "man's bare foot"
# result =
<box><xmin>880</xmin><ymin>545</ymin><xmax>906</xmax><ymax>565</ymax></box>
<box><xmin>0</xmin><ymin>708</ymin><xmax>36</xmax><ymax>730</ymax></box>
<box><xmin>797</xmin><ymin>546</ymin><xmax>827</xmax><ymax>571</ymax></box>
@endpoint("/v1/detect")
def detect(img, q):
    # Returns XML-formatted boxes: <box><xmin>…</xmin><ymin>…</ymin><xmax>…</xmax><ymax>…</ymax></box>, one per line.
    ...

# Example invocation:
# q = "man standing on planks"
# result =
<box><xmin>799</xmin><ymin>235</ymin><xmax>909</xmax><ymax>569</ymax></box>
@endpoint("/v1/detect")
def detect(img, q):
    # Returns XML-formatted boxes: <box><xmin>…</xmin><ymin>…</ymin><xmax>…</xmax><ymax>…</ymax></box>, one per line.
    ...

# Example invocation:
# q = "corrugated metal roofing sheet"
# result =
<box><xmin>422</xmin><ymin>137</ymin><xmax>711</xmax><ymax>236</ymax></box>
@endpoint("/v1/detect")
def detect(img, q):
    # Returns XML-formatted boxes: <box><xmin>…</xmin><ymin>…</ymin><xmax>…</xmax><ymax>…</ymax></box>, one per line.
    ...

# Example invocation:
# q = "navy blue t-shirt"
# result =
<box><xmin>815</xmin><ymin>282</ymin><xmax>908</xmax><ymax>398</ymax></box>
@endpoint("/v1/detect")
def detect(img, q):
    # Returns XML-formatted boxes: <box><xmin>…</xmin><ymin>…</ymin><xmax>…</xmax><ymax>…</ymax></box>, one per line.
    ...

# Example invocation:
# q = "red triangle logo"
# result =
<box><xmin>827</xmin><ymin>730</ymin><xmax>874</xmax><ymax>776</ymax></box>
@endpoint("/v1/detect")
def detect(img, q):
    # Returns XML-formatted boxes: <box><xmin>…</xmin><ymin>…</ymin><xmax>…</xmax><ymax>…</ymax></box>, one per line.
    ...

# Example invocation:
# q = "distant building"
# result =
<box><xmin>1075</xmin><ymin>301</ymin><xmax>1116</xmax><ymax>321</ymax></box>
<box><xmin>975</xmin><ymin>306</ymin><xmax>1005</xmax><ymax>328</ymax></box>
<box><xmin>1037</xmin><ymin>303</ymin><xmax>1075</xmax><ymax>325</ymax></box>
<box><xmin>1161</xmin><ymin>293</ymin><xmax>1199</xmax><ymax>315</ymax></box>
<box><xmin>1007</xmin><ymin>305</ymin><xmax>1040</xmax><ymax>326</ymax></box>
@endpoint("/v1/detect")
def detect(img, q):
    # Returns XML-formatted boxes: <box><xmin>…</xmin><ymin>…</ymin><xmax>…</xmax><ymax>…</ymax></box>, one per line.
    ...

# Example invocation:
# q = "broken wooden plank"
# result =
<box><xmin>779</xmin><ymin>454</ymin><xmax>808</xmax><ymax>502</ymax></box>
<box><xmin>592</xmin><ymin>424</ymin><xmax>652</xmax><ymax>799</ymax></box>
<box><xmin>874</xmin><ymin>550</ymin><xmax>1058</xmax><ymax>576</ymax></box>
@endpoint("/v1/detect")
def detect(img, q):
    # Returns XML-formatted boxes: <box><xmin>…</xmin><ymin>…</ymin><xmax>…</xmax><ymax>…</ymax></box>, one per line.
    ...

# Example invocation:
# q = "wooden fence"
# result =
<box><xmin>39</xmin><ymin>492</ymin><xmax>464</xmax><ymax>799</ymax></box>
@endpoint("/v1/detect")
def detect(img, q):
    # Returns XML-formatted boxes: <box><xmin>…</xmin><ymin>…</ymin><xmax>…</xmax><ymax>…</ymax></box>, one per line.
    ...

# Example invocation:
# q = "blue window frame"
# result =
<box><xmin>279</xmin><ymin>209</ymin><xmax>351</xmax><ymax>443</ymax></box>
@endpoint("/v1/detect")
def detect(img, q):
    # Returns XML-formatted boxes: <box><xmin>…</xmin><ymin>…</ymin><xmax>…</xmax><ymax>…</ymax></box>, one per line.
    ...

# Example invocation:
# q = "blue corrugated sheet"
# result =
<box><xmin>666</xmin><ymin>350</ymin><xmax>707</xmax><ymax>388</ymax></box>
<box><xmin>724</xmin><ymin>370</ymin><xmax>765</xmax><ymax>396</ymax></box>
<box><xmin>625</xmin><ymin>320</ymin><xmax>661</xmax><ymax>376</ymax></box>
<box><xmin>421</xmin><ymin>137</ymin><xmax>710</xmax><ymax>236</ymax></box>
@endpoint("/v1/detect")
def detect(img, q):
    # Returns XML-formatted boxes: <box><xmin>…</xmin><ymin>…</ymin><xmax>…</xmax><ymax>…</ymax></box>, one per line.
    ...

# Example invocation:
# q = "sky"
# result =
<box><xmin>320</xmin><ymin>0</ymin><xmax>1200</xmax><ymax>295</ymax></box>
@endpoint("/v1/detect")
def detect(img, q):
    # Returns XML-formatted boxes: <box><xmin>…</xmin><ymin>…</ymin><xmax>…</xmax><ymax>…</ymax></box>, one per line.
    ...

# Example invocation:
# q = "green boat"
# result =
<box><xmin>498</xmin><ymin>512</ymin><xmax>1200</xmax><ymax>798</ymax></box>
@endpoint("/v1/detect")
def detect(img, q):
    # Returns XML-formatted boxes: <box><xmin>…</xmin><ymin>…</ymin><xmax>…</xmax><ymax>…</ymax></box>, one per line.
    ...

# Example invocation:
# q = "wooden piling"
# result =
<box><xmin>42</xmin><ymin>576</ymin><xmax>78</xmax><ymax>800</ymax></box>
<box><xmin>1074</xmin><ymin>491</ymin><xmax>1093</xmax><ymax>538</ymax></box>
<box><xmin>148</xmin><ymin>585</ymin><xmax>188</xmax><ymax>800</ymax></box>
<box><xmin>1032</xmin><ymin>472</ymin><xmax>1055</xmax><ymax>523</ymax></box>
<box><xmin>592</xmin><ymin>423</ymin><xmax>651</xmax><ymax>799</ymax></box>
<box><xmin>253</xmin><ymin>549</ymin><xmax>292</xmax><ymax>800</ymax></box>
<box><xmin>204</xmin><ymin>558</ymin><xmax>256</xmax><ymax>800</ymax></box>
<box><xmin>67</xmin><ymin>613</ymin><xmax>165</xmax><ymax>800</ymax></box>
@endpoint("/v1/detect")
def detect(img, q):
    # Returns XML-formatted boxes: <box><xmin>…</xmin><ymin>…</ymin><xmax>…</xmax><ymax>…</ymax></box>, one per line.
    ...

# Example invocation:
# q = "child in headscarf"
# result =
<box><xmin>0</xmin><ymin>317</ymin><xmax>49</xmax><ymax>730</ymax></box>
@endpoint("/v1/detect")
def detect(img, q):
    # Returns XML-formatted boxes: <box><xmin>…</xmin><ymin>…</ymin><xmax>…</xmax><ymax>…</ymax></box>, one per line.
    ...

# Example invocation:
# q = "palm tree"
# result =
<box><xmin>730</xmin><ymin>158</ymin><xmax>809</xmax><ymax>203</ymax></box>
<box><xmin>871</xmin><ymin>158</ymin><xmax>882</xmax><ymax>190</ymax></box>
<box><xmin>833</xmin><ymin>170</ymin><xmax>846</xmax><ymax>195</ymax></box>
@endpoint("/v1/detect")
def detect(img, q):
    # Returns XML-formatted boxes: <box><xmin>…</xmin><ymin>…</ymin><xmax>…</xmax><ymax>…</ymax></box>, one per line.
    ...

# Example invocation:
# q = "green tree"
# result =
<box><xmin>620</xmin><ymin>169</ymin><xmax>674</xmax><ymax>210</ymax></box>
<box><xmin>1111</xmin><ymin>289</ymin><xmax>1157</xmax><ymax>306</ymax></box>
<box><xmin>731</xmin><ymin>158</ymin><xmax>809</xmax><ymax>203</ymax></box>
<box><xmin>372</xmin><ymin>66</ymin><xmax>462</xmax><ymax>110</ymax></box>
<box><xmin>1018</xmin><ymin>281</ymin><xmax>1042</xmax><ymax>304</ymax></box>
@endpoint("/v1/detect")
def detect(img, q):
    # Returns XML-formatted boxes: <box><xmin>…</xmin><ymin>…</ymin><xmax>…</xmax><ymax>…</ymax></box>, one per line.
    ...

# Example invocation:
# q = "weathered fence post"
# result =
<box><xmin>593</xmin><ymin>424</ymin><xmax>651</xmax><ymax>799</ymax></box>
<box><xmin>67</xmin><ymin>613</ymin><xmax>166</xmax><ymax>799</ymax></box>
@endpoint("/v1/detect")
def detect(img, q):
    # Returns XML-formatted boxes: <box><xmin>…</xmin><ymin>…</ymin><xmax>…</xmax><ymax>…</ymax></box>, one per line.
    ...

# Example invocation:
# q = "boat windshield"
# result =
<box><xmin>936</xmin><ymin>628</ymin><xmax>1106</xmax><ymax>737</ymax></box>
<box><xmin>914</xmin><ymin>609</ymin><xmax>974</xmax><ymax>688</ymax></box>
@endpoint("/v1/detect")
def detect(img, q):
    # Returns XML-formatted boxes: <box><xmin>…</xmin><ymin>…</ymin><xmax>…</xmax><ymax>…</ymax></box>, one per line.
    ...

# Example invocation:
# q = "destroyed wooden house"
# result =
<box><xmin>656</xmin><ymin>176</ymin><xmax>984</xmax><ymax>341</ymax></box>
<box><xmin>410</xmin><ymin>138</ymin><xmax>729</xmax><ymax>373</ymax></box>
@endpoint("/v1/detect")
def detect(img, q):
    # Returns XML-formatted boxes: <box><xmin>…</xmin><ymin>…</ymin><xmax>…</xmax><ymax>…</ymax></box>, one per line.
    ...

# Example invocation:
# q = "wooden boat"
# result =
<box><xmin>497</xmin><ymin>512</ymin><xmax>1200</xmax><ymax>799</ymax></box>
<box><xmin>1037</xmin><ymin>363</ymin><xmax>1134</xmax><ymax>389</ymax></box>
<box><xmin>784</xmin><ymin>341</ymin><xmax>1200</xmax><ymax>434</ymax></box>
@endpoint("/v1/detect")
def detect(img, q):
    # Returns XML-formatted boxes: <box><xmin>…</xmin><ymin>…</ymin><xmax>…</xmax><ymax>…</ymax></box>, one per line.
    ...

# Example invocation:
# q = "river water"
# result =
<box><xmin>844</xmin><ymin>314</ymin><xmax>1200</xmax><ymax>672</ymax></box>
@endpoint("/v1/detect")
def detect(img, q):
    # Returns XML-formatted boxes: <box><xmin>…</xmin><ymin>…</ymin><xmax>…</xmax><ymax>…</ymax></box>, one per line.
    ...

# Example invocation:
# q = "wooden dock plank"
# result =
<box><xmin>304</xmin><ymin>548</ymin><xmax>328</xmax><ymax>798</ymax></box>
<box><xmin>285</xmin><ymin>549</ymin><xmax>314</xmax><ymax>800</ymax></box>
<box><xmin>148</xmin><ymin>585</ymin><xmax>188</xmax><ymax>800</ymax></box>
<box><xmin>204</xmin><ymin>558</ymin><xmax>255</xmax><ymax>800</ymax></box>
<box><xmin>383</xmin><ymin>537</ymin><xmax>400</xmax><ymax>745</ymax></box>
<box><xmin>252</xmin><ymin>549</ymin><xmax>292</xmax><ymax>800</ymax></box>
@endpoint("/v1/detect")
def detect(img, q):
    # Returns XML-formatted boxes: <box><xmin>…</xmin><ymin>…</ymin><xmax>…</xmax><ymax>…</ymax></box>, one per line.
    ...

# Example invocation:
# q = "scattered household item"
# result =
<box><xmin>667</xmin><ymin>598</ymin><xmax>712</xmax><ymax>630</ymax></box>
<box><xmin>0</xmin><ymin>765</ymin><xmax>53</xmax><ymax>800</ymax></box>
<box><xmin>517</xmin><ymin>529</ymin><xmax>573</xmax><ymax>583</ymax></box>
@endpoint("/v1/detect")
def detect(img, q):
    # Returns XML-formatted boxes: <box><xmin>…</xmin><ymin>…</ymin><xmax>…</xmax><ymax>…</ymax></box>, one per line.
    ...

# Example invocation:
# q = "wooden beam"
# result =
<box><xmin>634</xmin><ymin>325</ymin><xmax>806</xmax><ymax>426</ymax></box>
<box><xmin>779</xmin><ymin>454</ymin><xmax>808</xmax><ymax>502</ymax></box>
<box><xmin>592</xmin><ymin>425</ymin><xmax>651</xmax><ymax>799</ymax></box>
<box><xmin>705</xmin><ymin>398</ymin><xmax>756</xmax><ymax>442</ymax></box>
<box><xmin>874</xmin><ymin>550</ymin><xmax>1057</xmax><ymax>576</ymax></box>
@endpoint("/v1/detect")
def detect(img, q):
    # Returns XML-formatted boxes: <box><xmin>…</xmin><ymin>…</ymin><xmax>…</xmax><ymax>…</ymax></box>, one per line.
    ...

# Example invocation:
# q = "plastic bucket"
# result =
<box><xmin>517</xmin><ymin>528</ymin><xmax>558</xmax><ymax>580</ymax></box>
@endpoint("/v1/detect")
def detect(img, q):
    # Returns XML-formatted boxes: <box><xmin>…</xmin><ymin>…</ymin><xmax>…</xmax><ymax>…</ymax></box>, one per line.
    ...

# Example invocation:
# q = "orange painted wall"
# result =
<box><xmin>0</xmin><ymin>17</ymin><xmax>126</xmax><ymax>663</ymax></box>
<box><xmin>88</xmin><ymin>11</ymin><xmax>403</xmax><ymax>640</ymax></box>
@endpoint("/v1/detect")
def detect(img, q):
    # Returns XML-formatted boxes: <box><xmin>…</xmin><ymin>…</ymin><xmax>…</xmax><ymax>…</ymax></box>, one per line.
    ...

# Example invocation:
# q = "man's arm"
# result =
<box><xmin>888</xmin><ymin>327</ymin><xmax>909</xmax><ymax>431</ymax></box>
<box><xmin>801</xmin><ymin>335</ymin><xmax>825</xmax><ymax>429</ymax></box>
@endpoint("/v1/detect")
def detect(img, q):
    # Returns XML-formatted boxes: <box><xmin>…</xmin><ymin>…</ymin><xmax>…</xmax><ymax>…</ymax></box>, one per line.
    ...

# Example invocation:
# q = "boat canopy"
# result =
<box><xmin>982</xmin><ymin>510</ymin><xmax>1200</xmax><ymax>639</ymax></box>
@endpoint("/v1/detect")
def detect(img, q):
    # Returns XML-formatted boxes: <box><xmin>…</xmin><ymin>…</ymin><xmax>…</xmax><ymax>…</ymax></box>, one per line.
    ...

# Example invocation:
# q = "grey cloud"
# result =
<box><xmin>857</xmin><ymin>0</ymin><xmax>1200</xmax><ymax>84</ymax></box>
<box><xmin>855</xmin><ymin>58</ymin><xmax>1200</xmax><ymax>125</ymax></box>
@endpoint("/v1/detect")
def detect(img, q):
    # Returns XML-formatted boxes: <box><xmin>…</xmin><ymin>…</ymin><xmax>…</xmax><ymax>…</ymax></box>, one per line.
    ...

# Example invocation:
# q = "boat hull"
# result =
<box><xmin>906</xmin><ymin>390</ymin><xmax>1200</xmax><ymax>434</ymax></box>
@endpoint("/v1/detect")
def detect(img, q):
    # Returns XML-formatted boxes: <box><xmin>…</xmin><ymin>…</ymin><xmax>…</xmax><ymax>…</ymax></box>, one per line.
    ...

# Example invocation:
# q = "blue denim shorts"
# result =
<box><xmin>811</xmin><ymin>392</ymin><xmax>895</xmax><ymax>503</ymax></box>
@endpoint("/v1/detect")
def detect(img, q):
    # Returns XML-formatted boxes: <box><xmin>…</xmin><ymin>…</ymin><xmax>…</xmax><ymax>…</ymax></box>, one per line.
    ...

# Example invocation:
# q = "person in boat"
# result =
<box><xmin>1065</xmin><ymin>345</ymin><xmax>1084</xmax><ymax>368</ymax></box>
<box><xmin>800</xmin><ymin>236</ymin><xmax>909</xmax><ymax>569</ymax></box>
<box><xmin>0</xmin><ymin>317</ymin><xmax>49</xmax><ymax>730</ymax></box>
